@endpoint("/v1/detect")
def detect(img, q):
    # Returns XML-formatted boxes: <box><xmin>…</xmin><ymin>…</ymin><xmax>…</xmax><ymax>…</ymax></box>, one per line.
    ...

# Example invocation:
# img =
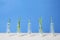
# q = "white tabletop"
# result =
<box><xmin>0</xmin><ymin>33</ymin><xmax>60</xmax><ymax>40</ymax></box>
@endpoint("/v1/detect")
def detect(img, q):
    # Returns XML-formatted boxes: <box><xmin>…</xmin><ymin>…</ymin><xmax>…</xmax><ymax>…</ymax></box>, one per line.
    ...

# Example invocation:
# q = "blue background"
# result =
<box><xmin>0</xmin><ymin>0</ymin><xmax>60</xmax><ymax>33</ymax></box>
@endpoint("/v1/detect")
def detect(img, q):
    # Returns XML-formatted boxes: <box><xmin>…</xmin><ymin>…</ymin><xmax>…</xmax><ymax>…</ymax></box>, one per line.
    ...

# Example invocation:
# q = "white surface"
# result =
<box><xmin>0</xmin><ymin>33</ymin><xmax>60</xmax><ymax>40</ymax></box>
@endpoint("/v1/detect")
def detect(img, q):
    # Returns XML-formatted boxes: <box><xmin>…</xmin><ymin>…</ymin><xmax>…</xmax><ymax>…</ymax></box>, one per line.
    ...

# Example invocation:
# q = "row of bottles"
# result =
<box><xmin>7</xmin><ymin>17</ymin><xmax>55</xmax><ymax>36</ymax></box>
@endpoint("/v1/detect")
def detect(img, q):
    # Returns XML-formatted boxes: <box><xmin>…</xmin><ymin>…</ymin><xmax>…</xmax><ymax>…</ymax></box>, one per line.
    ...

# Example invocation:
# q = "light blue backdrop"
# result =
<box><xmin>0</xmin><ymin>0</ymin><xmax>60</xmax><ymax>33</ymax></box>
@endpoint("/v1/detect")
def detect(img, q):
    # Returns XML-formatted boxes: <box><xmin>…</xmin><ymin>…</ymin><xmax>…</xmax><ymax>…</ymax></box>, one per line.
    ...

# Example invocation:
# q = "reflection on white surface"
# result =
<box><xmin>0</xmin><ymin>33</ymin><xmax>60</xmax><ymax>40</ymax></box>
